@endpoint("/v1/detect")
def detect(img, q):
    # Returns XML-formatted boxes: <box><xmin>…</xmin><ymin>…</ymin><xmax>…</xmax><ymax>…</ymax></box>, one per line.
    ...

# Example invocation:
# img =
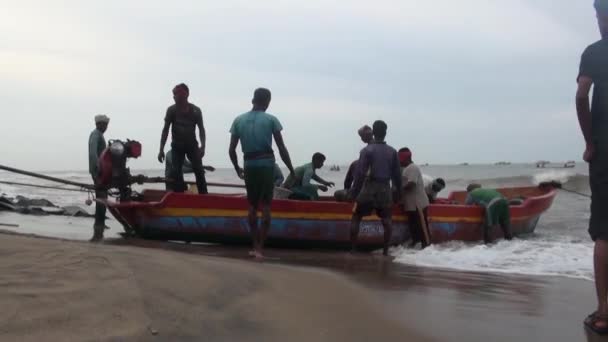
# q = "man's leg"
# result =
<box><xmin>380</xmin><ymin>213</ymin><xmax>392</xmax><ymax>256</ymax></box>
<box><xmin>407</xmin><ymin>211</ymin><xmax>421</xmax><ymax>247</ymax></box>
<box><xmin>594</xmin><ymin>240</ymin><xmax>608</xmax><ymax>327</ymax></box>
<box><xmin>186</xmin><ymin>148</ymin><xmax>207</xmax><ymax>194</ymax></box>
<box><xmin>499</xmin><ymin>201</ymin><xmax>513</xmax><ymax>240</ymax></box>
<box><xmin>350</xmin><ymin>212</ymin><xmax>363</xmax><ymax>253</ymax></box>
<box><xmin>259</xmin><ymin>202</ymin><xmax>272</xmax><ymax>257</ymax></box>
<box><xmin>171</xmin><ymin>148</ymin><xmax>187</xmax><ymax>193</ymax></box>
<box><xmin>248</xmin><ymin>204</ymin><xmax>259</xmax><ymax>253</ymax></box>
<box><xmin>92</xmin><ymin>187</ymin><xmax>107</xmax><ymax>242</ymax></box>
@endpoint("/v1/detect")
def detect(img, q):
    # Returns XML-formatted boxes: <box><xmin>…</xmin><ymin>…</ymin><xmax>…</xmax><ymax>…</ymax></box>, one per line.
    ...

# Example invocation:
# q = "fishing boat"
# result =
<box><xmin>104</xmin><ymin>185</ymin><xmax>557</xmax><ymax>249</ymax></box>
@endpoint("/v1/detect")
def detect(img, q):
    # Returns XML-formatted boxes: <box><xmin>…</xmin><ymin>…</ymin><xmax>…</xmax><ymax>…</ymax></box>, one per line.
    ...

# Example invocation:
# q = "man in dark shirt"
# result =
<box><xmin>579</xmin><ymin>0</ymin><xmax>608</xmax><ymax>334</ymax></box>
<box><xmin>158</xmin><ymin>83</ymin><xmax>208</xmax><ymax>194</ymax></box>
<box><xmin>350</xmin><ymin>120</ymin><xmax>401</xmax><ymax>256</ymax></box>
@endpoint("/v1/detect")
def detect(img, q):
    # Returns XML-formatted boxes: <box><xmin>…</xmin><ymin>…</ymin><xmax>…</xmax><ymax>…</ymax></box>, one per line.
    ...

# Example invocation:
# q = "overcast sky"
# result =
<box><xmin>0</xmin><ymin>0</ymin><xmax>601</xmax><ymax>171</ymax></box>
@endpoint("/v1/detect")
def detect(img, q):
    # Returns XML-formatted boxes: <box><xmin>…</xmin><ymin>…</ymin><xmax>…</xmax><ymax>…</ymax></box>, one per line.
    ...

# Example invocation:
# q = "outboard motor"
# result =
<box><xmin>97</xmin><ymin>139</ymin><xmax>142</xmax><ymax>201</ymax></box>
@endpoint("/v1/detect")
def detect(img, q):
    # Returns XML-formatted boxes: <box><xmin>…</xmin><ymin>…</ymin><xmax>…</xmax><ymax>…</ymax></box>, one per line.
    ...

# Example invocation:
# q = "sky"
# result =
<box><xmin>0</xmin><ymin>0</ymin><xmax>602</xmax><ymax>171</ymax></box>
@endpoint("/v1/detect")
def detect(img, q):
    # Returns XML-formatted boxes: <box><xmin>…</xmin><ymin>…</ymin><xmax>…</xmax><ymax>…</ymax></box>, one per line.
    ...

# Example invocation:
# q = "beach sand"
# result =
<box><xmin>115</xmin><ymin>238</ymin><xmax>608</xmax><ymax>342</ymax></box>
<box><xmin>0</xmin><ymin>211</ymin><xmax>606</xmax><ymax>341</ymax></box>
<box><xmin>0</xmin><ymin>232</ymin><xmax>428</xmax><ymax>342</ymax></box>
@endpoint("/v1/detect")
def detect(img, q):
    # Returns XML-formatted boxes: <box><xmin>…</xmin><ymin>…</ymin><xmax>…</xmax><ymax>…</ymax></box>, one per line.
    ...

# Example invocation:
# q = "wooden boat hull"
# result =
<box><xmin>105</xmin><ymin>186</ymin><xmax>557</xmax><ymax>249</ymax></box>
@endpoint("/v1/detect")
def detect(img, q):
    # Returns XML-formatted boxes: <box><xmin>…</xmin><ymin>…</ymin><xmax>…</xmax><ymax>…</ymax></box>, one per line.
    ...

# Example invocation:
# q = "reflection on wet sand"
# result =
<box><xmin>110</xmin><ymin>237</ymin><xmax>602</xmax><ymax>342</ymax></box>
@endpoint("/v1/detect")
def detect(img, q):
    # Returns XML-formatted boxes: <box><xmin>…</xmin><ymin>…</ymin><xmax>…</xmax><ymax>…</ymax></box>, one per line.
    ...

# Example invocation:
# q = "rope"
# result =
<box><xmin>559</xmin><ymin>187</ymin><xmax>591</xmax><ymax>198</ymax></box>
<box><xmin>0</xmin><ymin>180</ymin><xmax>89</xmax><ymax>193</ymax></box>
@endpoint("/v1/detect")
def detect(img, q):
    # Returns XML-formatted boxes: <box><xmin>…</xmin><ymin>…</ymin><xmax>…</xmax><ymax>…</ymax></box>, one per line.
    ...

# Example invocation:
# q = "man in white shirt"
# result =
<box><xmin>399</xmin><ymin>148</ymin><xmax>431</xmax><ymax>248</ymax></box>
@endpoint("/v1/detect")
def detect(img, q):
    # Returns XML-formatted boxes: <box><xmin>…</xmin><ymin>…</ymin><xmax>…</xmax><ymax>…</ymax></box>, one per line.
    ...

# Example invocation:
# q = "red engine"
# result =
<box><xmin>96</xmin><ymin>139</ymin><xmax>142</xmax><ymax>200</ymax></box>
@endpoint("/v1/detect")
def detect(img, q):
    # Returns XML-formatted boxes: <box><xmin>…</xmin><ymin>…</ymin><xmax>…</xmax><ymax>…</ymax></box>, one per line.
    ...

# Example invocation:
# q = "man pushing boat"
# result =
<box><xmin>465</xmin><ymin>184</ymin><xmax>513</xmax><ymax>244</ymax></box>
<box><xmin>350</xmin><ymin>120</ymin><xmax>401</xmax><ymax>256</ymax></box>
<box><xmin>229</xmin><ymin>88</ymin><xmax>295</xmax><ymax>259</ymax></box>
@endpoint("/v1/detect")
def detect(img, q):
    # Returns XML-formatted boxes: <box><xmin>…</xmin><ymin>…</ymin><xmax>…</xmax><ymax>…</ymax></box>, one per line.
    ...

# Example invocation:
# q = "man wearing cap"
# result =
<box><xmin>334</xmin><ymin>125</ymin><xmax>373</xmax><ymax>202</ymax></box>
<box><xmin>578</xmin><ymin>0</ymin><xmax>608</xmax><ymax>333</ymax></box>
<box><xmin>229</xmin><ymin>88</ymin><xmax>295</xmax><ymax>259</ymax></box>
<box><xmin>399</xmin><ymin>147</ymin><xmax>431</xmax><ymax>248</ymax></box>
<box><xmin>158</xmin><ymin>83</ymin><xmax>208</xmax><ymax>194</ymax></box>
<box><xmin>350</xmin><ymin>120</ymin><xmax>401</xmax><ymax>256</ymax></box>
<box><xmin>88</xmin><ymin>114</ymin><xmax>109</xmax><ymax>242</ymax></box>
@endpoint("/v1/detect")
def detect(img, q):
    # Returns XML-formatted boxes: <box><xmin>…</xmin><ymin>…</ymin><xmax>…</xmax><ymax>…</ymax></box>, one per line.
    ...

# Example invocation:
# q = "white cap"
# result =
<box><xmin>94</xmin><ymin>115</ymin><xmax>110</xmax><ymax>124</ymax></box>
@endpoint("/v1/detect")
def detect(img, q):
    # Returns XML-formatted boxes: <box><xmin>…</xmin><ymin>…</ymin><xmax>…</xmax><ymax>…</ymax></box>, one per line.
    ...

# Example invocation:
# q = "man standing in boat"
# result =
<box><xmin>578</xmin><ymin>0</ymin><xmax>608</xmax><ymax>334</ymax></box>
<box><xmin>158</xmin><ymin>83</ymin><xmax>208</xmax><ymax>194</ymax></box>
<box><xmin>229</xmin><ymin>88</ymin><xmax>295</xmax><ymax>259</ymax></box>
<box><xmin>88</xmin><ymin>114</ymin><xmax>109</xmax><ymax>242</ymax></box>
<box><xmin>282</xmin><ymin>152</ymin><xmax>334</xmax><ymax>200</ymax></box>
<box><xmin>350</xmin><ymin>120</ymin><xmax>401</xmax><ymax>256</ymax></box>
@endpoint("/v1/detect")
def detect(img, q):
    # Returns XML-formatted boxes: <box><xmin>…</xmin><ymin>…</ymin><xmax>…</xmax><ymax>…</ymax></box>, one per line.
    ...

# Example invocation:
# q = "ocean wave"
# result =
<box><xmin>391</xmin><ymin>236</ymin><xmax>593</xmax><ymax>281</ymax></box>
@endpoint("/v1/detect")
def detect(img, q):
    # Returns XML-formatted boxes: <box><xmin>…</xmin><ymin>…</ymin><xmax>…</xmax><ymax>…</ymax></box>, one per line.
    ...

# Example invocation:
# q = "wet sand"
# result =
<box><xmin>0</xmin><ymin>232</ymin><xmax>427</xmax><ymax>342</ymax></box>
<box><xmin>0</xmin><ymin>212</ymin><xmax>606</xmax><ymax>341</ymax></box>
<box><xmin>115</xmin><ymin>239</ymin><xmax>606</xmax><ymax>342</ymax></box>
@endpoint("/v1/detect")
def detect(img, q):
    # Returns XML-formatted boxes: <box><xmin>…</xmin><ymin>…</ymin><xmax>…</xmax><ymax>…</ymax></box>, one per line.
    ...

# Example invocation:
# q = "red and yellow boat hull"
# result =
<box><xmin>104</xmin><ymin>186</ymin><xmax>557</xmax><ymax>249</ymax></box>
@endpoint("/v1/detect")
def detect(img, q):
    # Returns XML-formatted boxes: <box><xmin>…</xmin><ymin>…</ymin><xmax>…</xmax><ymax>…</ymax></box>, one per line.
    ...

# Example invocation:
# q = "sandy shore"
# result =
<box><xmin>0</xmin><ymin>212</ymin><xmax>606</xmax><ymax>341</ymax></box>
<box><xmin>0</xmin><ymin>232</ymin><xmax>428</xmax><ymax>342</ymax></box>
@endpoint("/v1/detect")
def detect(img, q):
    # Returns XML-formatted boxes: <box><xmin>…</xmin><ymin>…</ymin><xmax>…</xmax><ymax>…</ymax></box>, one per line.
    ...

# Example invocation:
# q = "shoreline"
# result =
<box><xmin>0</xmin><ymin>211</ymin><xmax>602</xmax><ymax>341</ymax></box>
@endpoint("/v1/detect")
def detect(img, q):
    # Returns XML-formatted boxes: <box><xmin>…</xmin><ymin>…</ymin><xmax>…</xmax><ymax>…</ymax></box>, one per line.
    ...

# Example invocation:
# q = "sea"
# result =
<box><xmin>0</xmin><ymin>162</ymin><xmax>595</xmax><ymax>281</ymax></box>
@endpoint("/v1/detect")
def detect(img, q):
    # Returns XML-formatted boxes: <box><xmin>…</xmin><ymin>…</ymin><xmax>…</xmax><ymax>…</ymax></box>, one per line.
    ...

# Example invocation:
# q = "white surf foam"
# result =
<box><xmin>532</xmin><ymin>170</ymin><xmax>575</xmax><ymax>185</ymax></box>
<box><xmin>391</xmin><ymin>236</ymin><xmax>594</xmax><ymax>281</ymax></box>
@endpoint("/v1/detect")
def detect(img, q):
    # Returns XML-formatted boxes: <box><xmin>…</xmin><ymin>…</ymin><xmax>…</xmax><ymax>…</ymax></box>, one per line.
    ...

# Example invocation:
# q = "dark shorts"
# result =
<box><xmin>590</xmin><ymin>143</ymin><xmax>608</xmax><ymax>241</ymax></box>
<box><xmin>354</xmin><ymin>181</ymin><xmax>393</xmax><ymax>218</ymax></box>
<box><xmin>244</xmin><ymin>166</ymin><xmax>275</xmax><ymax>207</ymax></box>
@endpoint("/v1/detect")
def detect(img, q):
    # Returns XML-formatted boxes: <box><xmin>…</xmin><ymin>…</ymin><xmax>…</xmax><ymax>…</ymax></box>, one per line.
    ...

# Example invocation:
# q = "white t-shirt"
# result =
<box><xmin>424</xmin><ymin>182</ymin><xmax>437</xmax><ymax>201</ymax></box>
<box><xmin>401</xmin><ymin>164</ymin><xmax>430</xmax><ymax>211</ymax></box>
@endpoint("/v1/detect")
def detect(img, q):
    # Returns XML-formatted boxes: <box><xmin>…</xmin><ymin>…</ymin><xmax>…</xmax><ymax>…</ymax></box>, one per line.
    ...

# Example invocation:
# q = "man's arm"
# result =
<box><xmin>351</xmin><ymin>150</ymin><xmax>369</xmax><ymax>198</ymax></box>
<box><xmin>576</xmin><ymin>76</ymin><xmax>594</xmax><ymax>162</ymax></box>
<box><xmin>88</xmin><ymin>133</ymin><xmax>99</xmax><ymax>178</ymax></box>
<box><xmin>273</xmin><ymin>131</ymin><xmax>295</xmax><ymax>175</ymax></box>
<box><xmin>391</xmin><ymin>152</ymin><xmax>402</xmax><ymax>201</ymax></box>
<box><xmin>197</xmin><ymin>110</ymin><xmax>206</xmax><ymax>157</ymax></box>
<box><xmin>159</xmin><ymin>110</ymin><xmax>171</xmax><ymax>163</ymax></box>
<box><xmin>312</xmin><ymin>174</ymin><xmax>334</xmax><ymax>187</ymax></box>
<box><xmin>228</xmin><ymin>134</ymin><xmax>244</xmax><ymax>179</ymax></box>
<box><xmin>344</xmin><ymin>162</ymin><xmax>356</xmax><ymax>189</ymax></box>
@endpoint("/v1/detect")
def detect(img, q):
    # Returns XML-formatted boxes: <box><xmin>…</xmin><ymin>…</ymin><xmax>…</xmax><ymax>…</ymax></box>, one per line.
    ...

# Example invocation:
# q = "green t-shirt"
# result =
<box><xmin>465</xmin><ymin>188</ymin><xmax>504</xmax><ymax>206</ymax></box>
<box><xmin>283</xmin><ymin>163</ymin><xmax>316</xmax><ymax>189</ymax></box>
<box><xmin>230</xmin><ymin>111</ymin><xmax>283</xmax><ymax>168</ymax></box>
<box><xmin>88</xmin><ymin>128</ymin><xmax>106</xmax><ymax>177</ymax></box>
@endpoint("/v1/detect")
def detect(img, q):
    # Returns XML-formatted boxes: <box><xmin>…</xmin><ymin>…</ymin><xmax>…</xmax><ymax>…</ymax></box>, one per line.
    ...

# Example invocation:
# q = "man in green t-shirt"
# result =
<box><xmin>283</xmin><ymin>153</ymin><xmax>334</xmax><ymax>200</ymax></box>
<box><xmin>88</xmin><ymin>114</ymin><xmax>109</xmax><ymax>242</ymax></box>
<box><xmin>465</xmin><ymin>184</ymin><xmax>513</xmax><ymax>244</ymax></box>
<box><xmin>229</xmin><ymin>88</ymin><xmax>295</xmax><ymax>259</ymax></box>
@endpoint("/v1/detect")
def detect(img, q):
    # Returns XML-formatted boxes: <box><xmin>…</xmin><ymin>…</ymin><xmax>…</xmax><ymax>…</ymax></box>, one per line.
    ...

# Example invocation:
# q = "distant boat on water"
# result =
<box><xmin>563</xmin><ymin>161</ymin><xmax>576</xmax><ymax>168</ymax></box>
<box><xmin>536</xmin><ymin>160</ymin><xmax>550</xmax><ymax>168</ymax></box>
<box><xmin>495</xmin><ymin>161</ymin><xmax>511</xmax><ymax>166</ymax></box>
<box><xmin>536</xmin><ymin>160</ymin><xmax>576</xmax><ymax>169</ymax></box>
<box><xmin>329</xmin><ymin>165</ymin><xmax>341</xmax><ymax>172</ymax></box>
